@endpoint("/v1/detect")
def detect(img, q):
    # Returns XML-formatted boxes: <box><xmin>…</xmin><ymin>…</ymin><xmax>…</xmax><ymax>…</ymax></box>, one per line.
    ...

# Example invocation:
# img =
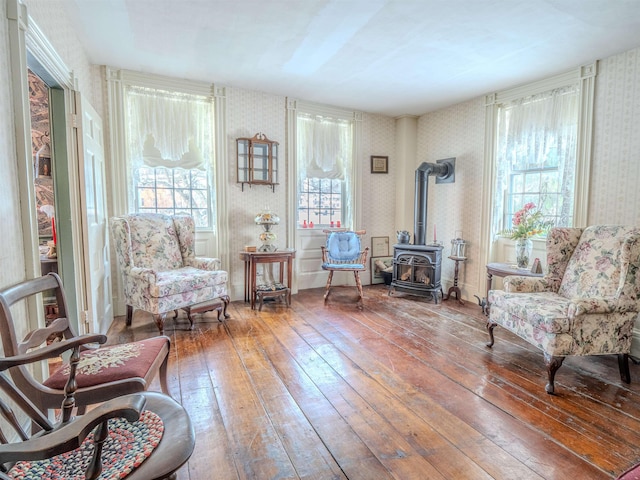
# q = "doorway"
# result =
<box><xmin>26</xmin><ymin>58</ymin><xmax>79</xmax><ymax>331</ymax></box>
<box><xmin>28</xmin><ymin>69</ymin><xmax>59</xmax><ymax>321</ymax></box>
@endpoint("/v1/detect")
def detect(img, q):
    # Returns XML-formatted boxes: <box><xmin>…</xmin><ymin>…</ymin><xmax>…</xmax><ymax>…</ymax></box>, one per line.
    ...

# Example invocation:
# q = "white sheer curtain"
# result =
<box><xmin>125</xmin><ymin>86</ymin><xmax>213</xmax><ymax>170</ymax></box>
<box><xmin>297</xmin><ymin>114</ymin><xmax>352</xmax><ymax>179</ymax></box>
<box><xmin>492</xmin><ymin>85</ymin><xmax>579</xmax><ymax>236</ymax></box>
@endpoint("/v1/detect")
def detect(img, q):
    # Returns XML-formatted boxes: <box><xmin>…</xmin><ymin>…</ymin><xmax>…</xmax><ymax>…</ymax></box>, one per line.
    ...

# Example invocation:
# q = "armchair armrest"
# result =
<box><xmin>185</xmin><ymin>257</ymin><xmax>222</xmax><ymax>270</ymax></box>
<box><xmin>0</xmin><ymin>394</ymin><xmax>146</xmax><ymax>465</ymax></box>
<box><xmin>127</xmin><ymin>267</ymin><xmax>157</xmax><ymax>283</ymax></box>
<box><xmin>503</xmin><ymin>276</ymin><xmax>555</xmax><ymax>293</ymax></box>
<box><xmin>568</xmin><ymin>298</ymin><xmax>616</xmax><ymax>318</ymax></box>
<box><xmin>567</xmin><ymin>297</ymin><xmax>634</xmax><ymax>318</ymax></box>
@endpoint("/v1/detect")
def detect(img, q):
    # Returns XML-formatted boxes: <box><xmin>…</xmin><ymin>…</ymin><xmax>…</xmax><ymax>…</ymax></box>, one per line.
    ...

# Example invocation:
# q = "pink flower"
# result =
<box><xmin>501</xmin><ymin>202</ymin><xmax>549</xmax><ymax>240</ymax></box>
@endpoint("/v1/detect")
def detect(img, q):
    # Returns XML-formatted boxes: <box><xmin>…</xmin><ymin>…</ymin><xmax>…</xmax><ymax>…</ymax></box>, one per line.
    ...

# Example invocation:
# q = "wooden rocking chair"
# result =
<box><xmin>0</xmin><ymin>330</ymin><xmax>194</xmax><ymax>479</ymax></box>
<box><xmin>321</xmin><ymin>230</ymin><xmax>369</xmax><ymax>308</ymax></box>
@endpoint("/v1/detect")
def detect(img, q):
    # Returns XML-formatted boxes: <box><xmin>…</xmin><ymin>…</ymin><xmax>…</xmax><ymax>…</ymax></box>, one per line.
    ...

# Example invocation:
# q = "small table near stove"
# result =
<box><xmin>483</xmin><ymin>262</ymin><xmax>543</xmax><ymax>315</ymax></box>
<box><xmin>443</xmin><ymin>255</ymin><xmax>466</xmax><ymax>304</ymax></box>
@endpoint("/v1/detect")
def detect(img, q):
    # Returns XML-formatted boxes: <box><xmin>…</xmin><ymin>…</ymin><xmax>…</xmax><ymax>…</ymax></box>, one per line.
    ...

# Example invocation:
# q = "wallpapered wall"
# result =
<box><xmin>416</xmin><ymin>98</ymin><xmax>486</xmax><ymax>298</ymax></box>
<box><xmin>225</xmin><ymin>88</ymin><xmax>289</xmax><ymax>291</ymax></box>
<box><xmin>24</xmin><ymin>0</ymin><xmax>102</xmax><ymax>114</ymax></box>
<box><xmin>590</xmin><ymin>48</ymin><xmax>640</xmax><ymax>227</ymax></box>
<box><xmin>223</xmin><ymin>90</ymin><xmax>398</xmax><ymax>295</ymax></box>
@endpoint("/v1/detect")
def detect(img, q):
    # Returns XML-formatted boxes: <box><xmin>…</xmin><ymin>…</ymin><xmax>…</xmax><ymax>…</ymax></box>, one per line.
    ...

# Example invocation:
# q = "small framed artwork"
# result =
<box><xmin>371</xmin><ymin>236</ymin><xmax>390</xmax><ymax>257</ymax></box>
<box><xmin>531</xmin><ymin>257</ymin><xmax>543</xmax><ymax>274</ymax></box>
<box><xmin>38</xmin><ymin>157</ymin><xmax>52</xmax><ymax>177</ymax></box>
<box><xmin>371</xmin><ymin>256</ymin><xmax>393</xmax><ymax>285</ymax></box>
<box><xmin>370</xmin><ymin>155</ymin><xmax>388</xmax><ymax>174</ymax></box>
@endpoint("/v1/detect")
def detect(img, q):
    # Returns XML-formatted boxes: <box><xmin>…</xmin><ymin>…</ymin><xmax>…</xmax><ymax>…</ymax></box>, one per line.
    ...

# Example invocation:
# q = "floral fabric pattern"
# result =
<box><xmin>43</xmin><ymin>336</ymin><xmax>169</xmax><ymax>389</ymax></box>
<box><xmin>58</xmin><ymin>343</ymin><xmax>142</xmax><ymax>377</ymax></box>
<box><xmin>110</xmin><ymin>213</ymin><xmax>229</xmax><ymax>316</ymax></box>
<box><xmin>489</xmin><ymin>225</ymin><xmax>640</xmax><ymax>357</ymax></box>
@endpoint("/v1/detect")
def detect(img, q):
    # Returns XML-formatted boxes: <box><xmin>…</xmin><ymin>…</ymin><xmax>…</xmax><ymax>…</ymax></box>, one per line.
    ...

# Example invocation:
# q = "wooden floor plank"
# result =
<box><xmin>223</xmin><ymin>309</ymin><xmax>349</xmax><ymax>480</ymax></box>
<box><xmin>106</xmin><ymin>286</ymin><xmax>640</xmax><ymax>479</ymax></box>
<box><xmin>289</xmin><ymin>298</ymin><xmax>547</xmax><ymax>480</ymax></box>
<box><xmin>262</xmin><ymin>309</ymin><xmax>446</xmax><ymax>479</ymax></box>
<box><xmin>320</xmin><ymin>292</ymin><xmax>633</xmax><ymax>470</ymax></box>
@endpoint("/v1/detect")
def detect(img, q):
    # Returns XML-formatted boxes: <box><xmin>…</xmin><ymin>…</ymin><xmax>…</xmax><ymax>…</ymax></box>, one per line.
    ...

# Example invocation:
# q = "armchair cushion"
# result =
<box><xmin>151</xmin><ymin>266</ymin><xmax>228</xmax><ymax>298</ymax></box>
<box><xmin>326</xmin><ymin>232</ymin><xmax>362</xmax><ymax>261</ymax></box>
<box><xmin>489</xmin><ymin>291</ymin><xmax>573</xmax><ymax>335</ymax></box>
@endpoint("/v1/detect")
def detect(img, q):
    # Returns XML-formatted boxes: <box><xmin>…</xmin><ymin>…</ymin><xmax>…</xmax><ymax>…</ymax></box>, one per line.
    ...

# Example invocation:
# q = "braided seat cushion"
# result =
<box><xmin>8</xmin><ymin>410</ymin><xmax>163</xmax><ymax>479</ymax></box>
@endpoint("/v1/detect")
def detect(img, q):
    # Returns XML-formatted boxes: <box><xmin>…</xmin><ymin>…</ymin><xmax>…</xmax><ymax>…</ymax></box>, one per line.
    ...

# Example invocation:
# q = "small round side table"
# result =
<box><xmin>443</xmin><ymin>255</ymin><xmax>467</xmax><ymax>304</ymax></box>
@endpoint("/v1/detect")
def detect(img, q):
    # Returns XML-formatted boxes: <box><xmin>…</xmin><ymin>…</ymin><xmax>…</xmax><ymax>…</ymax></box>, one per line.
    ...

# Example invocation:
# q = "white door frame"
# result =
<box><xmin>7</xmin><ymin>0</ymin><xmax>87</xmax><ymax>334</ymax></box>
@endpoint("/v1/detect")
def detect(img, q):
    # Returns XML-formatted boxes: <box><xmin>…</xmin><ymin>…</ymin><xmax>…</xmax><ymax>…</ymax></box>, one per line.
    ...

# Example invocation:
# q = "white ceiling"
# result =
<box><xmin>60</xmin><ymin>0</ymin><xmax>640</xmax><ymax>117</ymax></box>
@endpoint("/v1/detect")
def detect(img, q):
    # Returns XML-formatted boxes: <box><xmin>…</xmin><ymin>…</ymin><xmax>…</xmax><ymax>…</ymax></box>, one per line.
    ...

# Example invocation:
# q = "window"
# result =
<box><xmin>124</xmin><ymin>85</ymin><xmax>215</xmax><ymax>228</ymax></box>
<box><xmin>486</xmin><ymin>63</ymin><xmax>597</xmax><ymax>242</ymax></box>
<box><xmin>298</xmin><ymin>178</ymin><xmax>343</xmax><ymax>226</ymax></box>
<box><xmin>135</xmin><ymin>166</ymin><xmax>210</xmax><ymax>226</ymax></box>
<box><xmin>495</xmin><ymin>85</ymin><xmax>579</xmax><ymax>232</ymax></box>
<box><xmin>295</xmin><ymin>113</ymin><xmax>354</xmax><ymax>228</ymax></box>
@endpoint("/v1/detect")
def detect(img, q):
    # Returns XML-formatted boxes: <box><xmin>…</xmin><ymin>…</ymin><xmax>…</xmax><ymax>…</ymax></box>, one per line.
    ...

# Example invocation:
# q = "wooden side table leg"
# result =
<box><xmin>484</xmin><ymin>271</ymin><xmax>493</xmax><ymax>316</ymax></box>
<box><xmin>251</xmin><ymin>261</ymin><xmax>257</xmax><ymax>310</ymax></box>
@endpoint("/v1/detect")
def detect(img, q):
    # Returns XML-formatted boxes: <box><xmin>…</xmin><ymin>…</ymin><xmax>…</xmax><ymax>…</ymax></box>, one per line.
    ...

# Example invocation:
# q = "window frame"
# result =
<box><xmin>287</xmin><ymin>99</ymin><xmax>362</xmax><ymax>234</ymax></box>
<box><xmin>106</xmin><ymin>69</ymin><xmax>230</xmax><ymax>267</ymax></box>
<box><xmin>134</xmin><ymin>165</ymin><xmax>213</xmax><ymax>227</ymax></box>
<box><xmin>297</xmin><ymin>176</ymin><xmax>346</xmax><ymax>227</ymax></box>
<box><xmin>479</xmin><ymin>64</ymin><xmax>596</xmax><ymax>270</ymax></box>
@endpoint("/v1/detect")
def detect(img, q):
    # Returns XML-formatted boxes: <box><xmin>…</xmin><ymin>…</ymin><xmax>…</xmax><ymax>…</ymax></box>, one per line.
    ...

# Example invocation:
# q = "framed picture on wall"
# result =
<box><xmin>38</xmin><ymin>156</ymin><xmax>52</xmax><ymax>177</ymax></box>
<box><xmin>370</xmin><ymin>155</ymin><xmax>388</xmax><ymax>174</ymax></box>
<box><xmin>371</xmin><ymin>236</ymin><xmax>389</xmax><ymax>257</ymax></box>
<box><xmin>371</xmin><ymin>256</ymin><xmax>393</xmax><ymax>285</ymax></box>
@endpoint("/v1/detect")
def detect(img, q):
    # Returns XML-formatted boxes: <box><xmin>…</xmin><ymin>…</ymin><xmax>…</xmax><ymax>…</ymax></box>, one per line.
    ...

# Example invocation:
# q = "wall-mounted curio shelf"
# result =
<box><xmin>237</xmin><ymin>132</ymin><xmax>279</xmax><ymax>192</ymax></box>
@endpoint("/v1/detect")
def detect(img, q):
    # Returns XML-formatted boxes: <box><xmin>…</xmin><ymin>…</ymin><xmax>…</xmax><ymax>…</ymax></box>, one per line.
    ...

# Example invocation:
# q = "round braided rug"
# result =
<box><xmin>8</xmin><ymin>410</ymin><xmax>164</xmax><ymax>480</ymax></box>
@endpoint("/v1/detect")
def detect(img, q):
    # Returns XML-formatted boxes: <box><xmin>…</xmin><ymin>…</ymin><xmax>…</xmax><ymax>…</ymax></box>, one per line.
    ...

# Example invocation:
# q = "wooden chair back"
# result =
<box><xmin>0</xmin><ymin>328</ymin><xmax>193</xmax><ymax>479</ymax></box>
<box><xmin>0</xmin><ymin>273</ymin><xmax>171</xmax><ymax>415</ymax></box>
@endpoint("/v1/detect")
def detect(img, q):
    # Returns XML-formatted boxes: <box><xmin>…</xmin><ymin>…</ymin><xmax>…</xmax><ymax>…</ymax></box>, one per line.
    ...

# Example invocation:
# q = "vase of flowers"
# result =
<box><xmin>500</xmin><ymin>202</ymin><xmax>549</xmax><ymax>269</ymax></box>
<box><xmin>514</xmin><ymin>238</ymin><xmax>533</xmax><ymax>269</ymax></box>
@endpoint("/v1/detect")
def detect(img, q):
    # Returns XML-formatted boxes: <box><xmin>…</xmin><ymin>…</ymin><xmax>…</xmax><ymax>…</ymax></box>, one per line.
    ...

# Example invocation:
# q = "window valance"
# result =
<box><xmin>126</xmin><ymin>86</ymin><xmax>213</xmax><ymax>170</ymax></box>
<box><xmin>297</xmin><ymin>114</ymin><xmax>352</xmax><ymax>179</ymax></box>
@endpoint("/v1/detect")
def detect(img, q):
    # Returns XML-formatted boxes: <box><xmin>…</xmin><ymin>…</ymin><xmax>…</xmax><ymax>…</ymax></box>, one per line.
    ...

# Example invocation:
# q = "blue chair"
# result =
<box><xmin>321</xmin><ymin>230</ymin><xmax>369</xmax><ymax>307</ymax></box>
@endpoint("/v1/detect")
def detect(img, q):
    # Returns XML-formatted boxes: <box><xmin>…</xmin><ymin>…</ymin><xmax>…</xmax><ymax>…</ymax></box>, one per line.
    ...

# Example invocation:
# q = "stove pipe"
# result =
<box><xmin>413</xmin><ymin>159</ymin><xmax>455</xmax><ymax>245</ymax></box>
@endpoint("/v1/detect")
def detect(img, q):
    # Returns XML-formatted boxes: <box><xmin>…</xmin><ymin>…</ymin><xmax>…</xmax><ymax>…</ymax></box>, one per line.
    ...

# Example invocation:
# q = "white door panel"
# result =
<box><xmin>76</xmin><ymin>93</ymin><xmax>113</xmax><ymax>334</ymax></box>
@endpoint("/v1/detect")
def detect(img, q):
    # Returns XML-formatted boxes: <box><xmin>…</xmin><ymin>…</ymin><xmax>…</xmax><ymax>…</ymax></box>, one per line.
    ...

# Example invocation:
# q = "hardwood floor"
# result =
<box><xmin>107</xmin><ymin>285</ymin><xmax>640</xmax><ymax>479</ymax></box>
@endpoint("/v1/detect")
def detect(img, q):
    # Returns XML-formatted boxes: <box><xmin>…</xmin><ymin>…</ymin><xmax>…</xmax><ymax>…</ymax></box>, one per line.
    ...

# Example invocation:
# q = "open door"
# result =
<box><xmin>75</xmin><ymin>93</ymin><xmax>113</xmax><ymax>334</ymax></box>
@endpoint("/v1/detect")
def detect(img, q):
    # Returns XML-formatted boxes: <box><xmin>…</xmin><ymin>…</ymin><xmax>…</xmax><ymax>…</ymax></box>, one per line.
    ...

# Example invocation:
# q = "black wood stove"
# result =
<box><xmin>391</xmin><ymin>243</ymin><xmax>443</xmax><ymax>303</ymax></box>
<box><xmin>390</xmin><ymin>158</ymin><xmax>455</xmax><ymax>303</ymax></box>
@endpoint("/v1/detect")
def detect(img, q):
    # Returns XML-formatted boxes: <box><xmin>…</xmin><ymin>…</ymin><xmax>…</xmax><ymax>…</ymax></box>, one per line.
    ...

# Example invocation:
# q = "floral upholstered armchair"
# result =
<box><xmin>487</xmin><ymin>225</ymin><xmax>640</xmax><ymax>394</ymax></box>
<box><xmin>110</xmin><ymin>213</ymin><xmax>230</xmax><ymax>334</ymax></box>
